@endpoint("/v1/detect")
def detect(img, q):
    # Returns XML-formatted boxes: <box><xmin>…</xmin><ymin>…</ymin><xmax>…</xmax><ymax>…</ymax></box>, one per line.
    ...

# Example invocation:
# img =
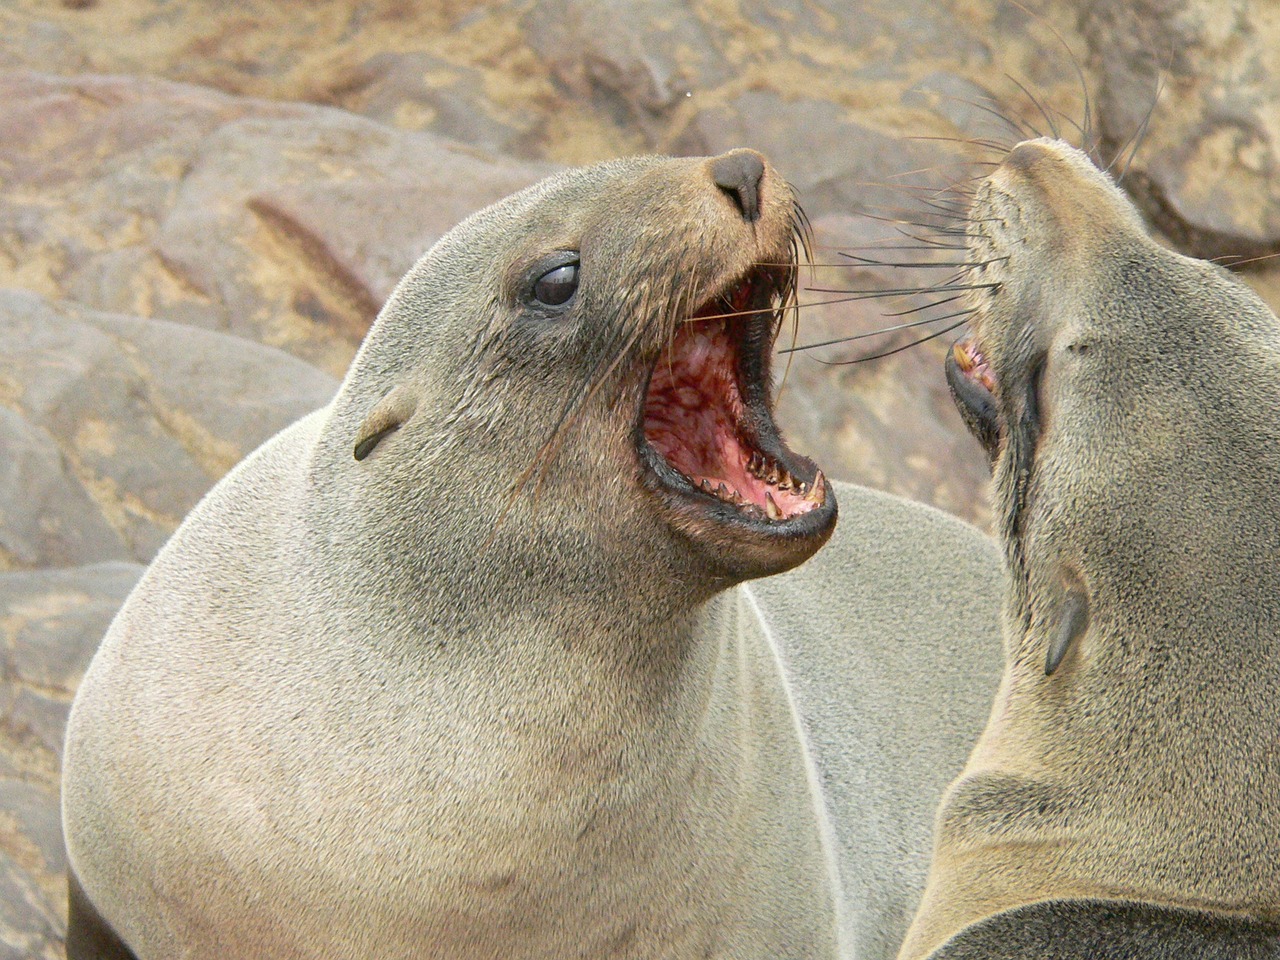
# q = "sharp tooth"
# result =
<box><xmin>777</xmin><ymin>469</ymin><xmax>794</xmax><ymax>491</ymax></box>
<box><xmin>716</xmin><ymin>482</ymin><xmax>730</xmax><ymax>500</ymax></box>
<box><xmin>765</xmin><ymin>493</ymin><xmax>783</xmax><ymax>521</ymax></box>
<box><xmin>805</xmin><ymin>470</ymin><xmax>826</xmax><ymax>504</ymax></box>
<box><xmin>766</xmin><ymin>464</ymin><xmax>780</xmax><ymax>485</ymax></box>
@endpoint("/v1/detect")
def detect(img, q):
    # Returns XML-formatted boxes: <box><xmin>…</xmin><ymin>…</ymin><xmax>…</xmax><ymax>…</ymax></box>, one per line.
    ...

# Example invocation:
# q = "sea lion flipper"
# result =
<box><xmin>1045</xmin><ymin>588</ymin><xmax>1089</xmax><ymax>676</ymax></box>
<box><xmin>353</xmin><ymin>385</ymin><xmax>418</xmax><ymax>461</ymax></box>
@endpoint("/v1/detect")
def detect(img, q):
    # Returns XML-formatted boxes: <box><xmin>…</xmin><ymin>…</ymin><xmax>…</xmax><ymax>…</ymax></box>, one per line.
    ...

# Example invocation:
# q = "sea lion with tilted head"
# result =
<box><xmin>898</xmin><ymin>137</ymin><xmax>1280</xmax><ymax>960</ymax></box>
<box><xmin>61</xmin><ymin>149</ymin><xmax>1003</xmax><ymax>960</ymax></box>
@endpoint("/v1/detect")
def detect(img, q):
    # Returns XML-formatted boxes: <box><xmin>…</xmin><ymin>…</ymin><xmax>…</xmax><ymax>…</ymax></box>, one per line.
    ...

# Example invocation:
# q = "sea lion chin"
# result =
<box><xmin>904</xmin><ymin>137</ymin><xmax>1280</xmax><ymax>959</ymax></box>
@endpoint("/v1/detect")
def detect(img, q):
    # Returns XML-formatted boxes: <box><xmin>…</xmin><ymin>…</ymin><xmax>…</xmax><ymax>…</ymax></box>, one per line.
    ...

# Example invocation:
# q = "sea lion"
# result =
<box><xmin>61</xmin><ymin>149</ymin><xmax>1004</xmax><ymax>959</ymax></box>
<box><xmin>899</xmin><ymin>137</ymin><xmax>1280</xmax><ymax>959</ymax></box>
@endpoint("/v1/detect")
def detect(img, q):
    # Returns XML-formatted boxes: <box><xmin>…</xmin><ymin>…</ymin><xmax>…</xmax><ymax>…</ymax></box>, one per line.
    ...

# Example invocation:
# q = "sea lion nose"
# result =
<box><xmin>711</xmin><ymin>149</ymin><xmax>766</xmax><ymax>222</ymax></box>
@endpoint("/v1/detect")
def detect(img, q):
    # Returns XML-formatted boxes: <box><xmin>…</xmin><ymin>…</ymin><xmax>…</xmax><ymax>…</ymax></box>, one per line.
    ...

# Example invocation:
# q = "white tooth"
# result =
<box><xmin>765</xmin><ymin>493</ymin><xmax>783</xmax><ymax>521</ymax></box>
<box><xmin>805</xmin><ymin>470</ymin><xmax>826</xmax><ymax>504</ymax></box>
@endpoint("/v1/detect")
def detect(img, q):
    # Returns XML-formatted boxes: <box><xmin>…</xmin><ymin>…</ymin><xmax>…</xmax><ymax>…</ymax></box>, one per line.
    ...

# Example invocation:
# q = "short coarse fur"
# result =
<box><xmin>61</xmin><ymin>152</ymin><xmax>1004</xmax><ymax>960</ymax></box>
<box><xmin>901</xmin><ymin>139</ymin><xmax>1280</xmax><ymax>959</ymax></box>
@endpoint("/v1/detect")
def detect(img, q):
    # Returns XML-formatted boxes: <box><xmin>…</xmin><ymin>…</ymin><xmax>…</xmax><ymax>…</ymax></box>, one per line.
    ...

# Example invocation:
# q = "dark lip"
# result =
<box><xmin>635</xmin><ymin>270</ymin><xmax>837</xmax><ymax>543</ymax></box>
<box><xmin>945</xmin><ymin>340</ymin><xmax>1003</xmax><ymax>461</ymax></box>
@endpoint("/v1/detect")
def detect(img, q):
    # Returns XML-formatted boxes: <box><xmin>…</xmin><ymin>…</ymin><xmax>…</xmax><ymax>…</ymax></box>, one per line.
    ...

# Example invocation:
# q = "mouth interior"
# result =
<box><xmin>641</xmin><ymin>273</ymin><xmax>824</xmax><ymax>523</ymax></box>
<box><xmin>952</xmin><ymin>338</ymin><xmax>997</xmax><ymax>397</ymax></box>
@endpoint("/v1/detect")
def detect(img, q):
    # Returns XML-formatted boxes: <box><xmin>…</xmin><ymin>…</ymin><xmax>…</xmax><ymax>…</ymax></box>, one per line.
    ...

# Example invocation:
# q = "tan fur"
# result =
<box><xmin>900</xmin><ymin>138</ymin><xmax>1280</xmax><ymax>960</ymax></box>
<box><xmin>60</xmin><ymin>153</ymin><xmax>1004</xmax><ymax>960</ymax></box>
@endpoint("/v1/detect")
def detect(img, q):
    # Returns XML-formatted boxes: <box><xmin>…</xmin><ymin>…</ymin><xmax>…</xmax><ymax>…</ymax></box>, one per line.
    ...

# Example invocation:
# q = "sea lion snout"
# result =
<box><xmin>990</xmin><ymin>137</ymin><xmax>1147</xmax><ymax>247</ymax></box>
<box><xmin>709</xmin><ymin>149</ymin><xmax>767</xmax><ymax>222</ymax></box>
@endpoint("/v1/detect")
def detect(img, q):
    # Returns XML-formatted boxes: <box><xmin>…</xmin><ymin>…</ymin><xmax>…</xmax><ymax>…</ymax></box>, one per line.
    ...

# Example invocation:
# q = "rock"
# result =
<box><xmin>0</xmin><ymin>563</ymin><xmax>143</xmax><ymax>958</ymax></box>
<box><xmin>0</xmin><ymin>2</ymin><xmax>568</xmax><ymax>159</ymax></box>
<box><xmin>0</xmin><ymin>288</ymin><xmax>337</xmax><ymax>565</ymax></box>
<box><xmin>1077</xmin><ymin>0</ymin><xmax>1280</xmax><ymax>261</ymax></box>
<box><xmin>0</xmin><ymin>72</ymin><xmax>555</xmax><ymax>376</ymax></box>
<box><xmin>0</xmin><ymin>407</ymin><xmax>127</xmax><ymax>571</ymax></box>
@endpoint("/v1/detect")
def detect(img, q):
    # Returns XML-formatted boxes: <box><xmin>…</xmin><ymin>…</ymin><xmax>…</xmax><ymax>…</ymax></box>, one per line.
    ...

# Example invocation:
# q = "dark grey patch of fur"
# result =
<box><xmin>66</xmin><ymin>870</ymin><xmax>140</xmax><ymax>960</ymax></box>
<box><xmin>928</xmin><ymin>899</ymin><xmax>1280</xmax><ymax>960</ymax></box>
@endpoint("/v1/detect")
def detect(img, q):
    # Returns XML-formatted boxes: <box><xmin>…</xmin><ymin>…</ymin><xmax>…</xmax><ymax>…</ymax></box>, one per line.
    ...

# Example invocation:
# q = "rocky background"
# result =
<box><xmin>2</xmin><ymin>1</ymin><xmax>1277</xmax><ymax>954</ymax></box>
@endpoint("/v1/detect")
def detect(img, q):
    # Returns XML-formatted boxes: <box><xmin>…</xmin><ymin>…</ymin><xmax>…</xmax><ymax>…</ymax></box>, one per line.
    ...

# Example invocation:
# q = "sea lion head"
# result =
<box><xmin>947</xmin><ymin>136</ymin><xmax>1280</xmax><ymax>686</ymax></box>
<box><xmin>311</xmin><ymin>151</ymin><xmax>835</xmax><ymax>607</ymax></box>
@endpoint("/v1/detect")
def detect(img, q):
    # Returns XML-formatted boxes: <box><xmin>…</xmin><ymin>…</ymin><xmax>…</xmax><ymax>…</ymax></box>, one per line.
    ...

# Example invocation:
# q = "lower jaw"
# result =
<box><xmin>644</xmin><ymin>466</ymin><xmax>838</xmax><ymax>582</ymax></box>
<box><xmin>946</xmin><ymin>341</ymin><xmax>1003</xmax><ymax>460</ymax></box>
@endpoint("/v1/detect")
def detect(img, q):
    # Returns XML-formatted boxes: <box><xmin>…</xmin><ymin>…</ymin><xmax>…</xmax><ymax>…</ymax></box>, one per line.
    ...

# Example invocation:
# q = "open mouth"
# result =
<box><xmin>946</xmin><ymin>337</ymin><xmax>1003</xmax><ymax>458</ymax></box>
<box><xmin>638</xmin><ymin>267</ymin><xmax>831</xmax><ymax>533</ymax></box>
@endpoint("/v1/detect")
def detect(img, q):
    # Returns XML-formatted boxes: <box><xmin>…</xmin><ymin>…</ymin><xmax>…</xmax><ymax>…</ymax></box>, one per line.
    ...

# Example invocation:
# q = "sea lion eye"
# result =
<box><xmin>534</xmin><ymin>262</ymin><xmax>579</xmax><ymax>306</ymax></box>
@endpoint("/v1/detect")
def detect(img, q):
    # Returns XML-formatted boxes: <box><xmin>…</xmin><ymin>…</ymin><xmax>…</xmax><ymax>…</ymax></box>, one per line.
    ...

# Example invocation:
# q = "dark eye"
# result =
<box><xmin>534</xmin><ymin>262</ymin><xmax>579</xmax><ymax>306</ymax></box>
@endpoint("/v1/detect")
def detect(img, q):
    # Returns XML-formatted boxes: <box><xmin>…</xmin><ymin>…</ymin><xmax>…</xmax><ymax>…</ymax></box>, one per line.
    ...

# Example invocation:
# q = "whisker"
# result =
<box><xmin>821</xmin><ymin>315</ymin><xmax>975</xmax><ymax>364</ymax></box>
<box><xmin>906</xmin><ymin>134</ymin><xmax>1013</xmax><ymax>153</ymax></box>
<box><xmin>1213</xmin><ymin>251</ymin><xmax>1280</xmax><ymax>269</ymax></box>
<box><xmin>1004</xmin><ymin>73</ymin><xmax>1061</xmax><ymax>141</ymax></box>
<box><xmin>833</xmin><ymin>242</ymin><xmax>967</xmax><ymax>252</ymax></box>
<box><xmin>934</xmin><ymin>91</ymin><xmax>1038</xmax><ymax>141</ymax></box>
<box><xmin>1003</xmin><ymin>0</ymin><xmax>1094</xmax><ymax>145</ymax></box>
<box><xmin>1116</xmin><ymin>73</ymin><xmax>1166</xmax><ymax>183</ymax></box>
<box><xmin>839</xmin><ymin>253</ymin><xmax>1000</xmax><ymax>270</ymax></box>
<box><xmin>779</xmin><ymin>309</ymin><xmax>976</xmax><ymax>356</ymax></box>
<box><xmin>885</xmin><ymin>161</ymin><xmax>993</xmax><ymax>180</ymax></box>
<box><xmin>798</xmin><ymin>280</ymin><xmax>999</xmax><ymax>297</ymax></box>
<box><xmin>882</xmin><ymin>294</ymin><xmax>962</xmax><ymax>317</ymax></box>
<box><xmin>859</xmin><ymin>210</ymin><xmax>969</xmax><ymax>232</ymax></box>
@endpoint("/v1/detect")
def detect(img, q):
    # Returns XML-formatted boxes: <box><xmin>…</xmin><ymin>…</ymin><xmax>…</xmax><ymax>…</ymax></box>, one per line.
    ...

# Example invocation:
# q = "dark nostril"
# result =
<box><xmin>711</xmin><ymin>149</ymin><xmax>765</xmax><ymax>223</ymax></box>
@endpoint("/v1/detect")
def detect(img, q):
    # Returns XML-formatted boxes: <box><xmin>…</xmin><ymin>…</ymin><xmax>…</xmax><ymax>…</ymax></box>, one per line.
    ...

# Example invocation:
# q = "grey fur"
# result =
<box><xmin>61</xmin><ymin>153</ymin><xmax>1003</xmax><ymax>960</ymax></box>
<box><xmin>902</xmin><ymin>138</ymin><xmax>1280</xmax><ymax>959</ymax></box>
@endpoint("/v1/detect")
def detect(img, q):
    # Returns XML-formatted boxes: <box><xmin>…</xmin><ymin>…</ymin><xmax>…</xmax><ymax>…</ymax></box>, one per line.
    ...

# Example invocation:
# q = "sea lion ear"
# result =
<box><xmin>353</xmin><ymin>385</ymin><xmax>419</xmax><ymax>462</ymax></box>
<box><xmin>1046</xmin><ymin>587</ymin><xmax>1090</xmax><ymax>676</ymax></box>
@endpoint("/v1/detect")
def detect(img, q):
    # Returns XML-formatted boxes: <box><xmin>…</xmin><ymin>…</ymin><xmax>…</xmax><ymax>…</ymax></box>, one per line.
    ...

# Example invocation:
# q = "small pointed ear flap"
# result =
<box><xmin>1046</xmin><ymin>588</ymin><xmax>1090</xmax><ymax>676</ymax></box>
<box><xmin>353</xmin><ymin>386</ymin><xmax>418</xmax><ymax>462</ymax></box>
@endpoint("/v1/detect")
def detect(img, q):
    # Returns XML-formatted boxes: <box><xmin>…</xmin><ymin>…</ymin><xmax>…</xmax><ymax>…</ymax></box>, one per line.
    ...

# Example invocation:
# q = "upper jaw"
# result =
<box><xmin>636</xmin><ymin>262</ymin><xmax>836</xmax><ymax>573</ymax></box>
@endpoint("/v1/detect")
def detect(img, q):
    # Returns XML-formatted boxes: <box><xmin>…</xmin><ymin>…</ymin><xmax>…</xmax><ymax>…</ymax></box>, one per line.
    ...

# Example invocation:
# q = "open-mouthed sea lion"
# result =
<box><xmin>899</xmin><ymin>137</ymin><xmax>1280</xmax><ymax>960</ymax></box>
<box><xmin>61</xmin><ymin>149</ymin><xmax>1003</xmax><ymax>960</ymax></box>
